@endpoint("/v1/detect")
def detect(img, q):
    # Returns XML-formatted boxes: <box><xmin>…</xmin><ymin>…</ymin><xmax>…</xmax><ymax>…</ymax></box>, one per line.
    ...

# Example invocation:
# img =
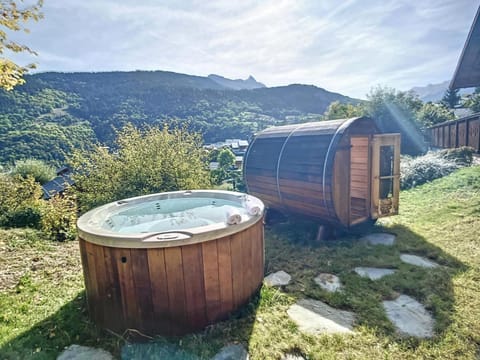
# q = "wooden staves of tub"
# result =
<box><xmin>77</xmin><ymin>190</ymin><xmax>265</xmax><ymax>336</ymax></box>
<box><xmin>243</xmin><ymin>117</ymin><xmax>400</xmax><ymax>230</ymax></box>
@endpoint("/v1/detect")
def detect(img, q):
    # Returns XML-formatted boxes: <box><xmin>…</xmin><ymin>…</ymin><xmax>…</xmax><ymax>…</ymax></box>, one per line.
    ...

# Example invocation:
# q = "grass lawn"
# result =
<box><xmin>0</xmin><ymin>166</ymin><xmax>479</xmax><ymax>359</ymax></box>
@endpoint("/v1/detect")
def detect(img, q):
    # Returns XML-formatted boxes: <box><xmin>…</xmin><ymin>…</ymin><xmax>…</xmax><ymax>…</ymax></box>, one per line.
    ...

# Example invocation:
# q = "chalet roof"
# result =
<box><xmin>450</xmin><ymin>6</ymin><xmax>480</xmax><ymax>89</ymax></box>
<box><xmin>42</xmin><ymin>173</ymin><xmax>75</xmax><ymax>200</ymax></box>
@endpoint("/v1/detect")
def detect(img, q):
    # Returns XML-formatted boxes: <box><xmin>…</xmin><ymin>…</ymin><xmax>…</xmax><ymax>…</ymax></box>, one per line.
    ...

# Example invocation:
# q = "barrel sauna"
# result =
<box><xmin>244</xmin><ymin>117</ymin><xmax>401</xmax><ymax>228</ymax></box>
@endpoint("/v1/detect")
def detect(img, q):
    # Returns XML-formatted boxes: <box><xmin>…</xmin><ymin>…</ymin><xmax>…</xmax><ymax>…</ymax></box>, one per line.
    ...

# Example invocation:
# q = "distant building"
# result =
<box><xmin>204</xmin><ymin>138</ymin><xmax>249</xmax><ymax>155</ymax></box>
<box><xmin>234</xmin><ymin>156</ymin><xmax>243</xmax><ymax>169</ymax></box>
<box><xmin>42</xmin><ymin>167</ymin><xmax>75</xmax><ymax>200</ymax></box>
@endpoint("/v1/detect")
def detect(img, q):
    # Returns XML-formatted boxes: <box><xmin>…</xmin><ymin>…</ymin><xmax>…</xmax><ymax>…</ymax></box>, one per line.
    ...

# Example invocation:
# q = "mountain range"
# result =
<box><xmin>0</xmin><ymin>70</ymin><xmax>357</xmax><ymax>165</ymax></box>
<box><xmin>410</xmin><ymin>80</ymin><xmax>474</xmax><ymax>102</ymax></box>
<box><xmin>207</xmin><ymin>74</ymin><xmax>265</xmax><ymax>90</ymax></box>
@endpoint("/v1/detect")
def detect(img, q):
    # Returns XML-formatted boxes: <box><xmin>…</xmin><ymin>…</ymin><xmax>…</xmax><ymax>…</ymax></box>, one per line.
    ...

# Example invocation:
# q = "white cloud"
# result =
<box><xmin>6</xmin><ymin>0</ymin><xmax>480</xmax><ymax>98</ymax></box>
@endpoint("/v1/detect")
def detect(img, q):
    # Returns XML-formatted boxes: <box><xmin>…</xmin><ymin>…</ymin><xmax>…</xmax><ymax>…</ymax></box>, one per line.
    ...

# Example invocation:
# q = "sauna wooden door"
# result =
<box><xmin>349</xmin><ymin>136</ymin><xmax>370</xmax><ymax>225</ymax></box>
<box><xmin>370</xmin><ymin>134</ymin><xmax>401</xmax><ymax>219</ymax></box>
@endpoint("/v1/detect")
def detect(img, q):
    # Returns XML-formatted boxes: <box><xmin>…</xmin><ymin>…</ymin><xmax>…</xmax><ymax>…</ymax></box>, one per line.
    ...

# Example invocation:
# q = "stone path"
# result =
<box><xmin>121</xmin><ymin>343</ymin><xmax>198</xmax><ymax>360</ymax></box>
<box><xmin>314</xmin><ymin>273</ymin><xmax>342</xmax><ymax>292</ymax></box>
<box><xmin>354</xmin><ymin>267</ymin><xmax>396</xmax><ymax>280</ymax></box>
<box><xmin>287</xmin><ymin>299</ymin><xmax>355</xmax><ymax>335</ymax></box>
<box><xmin>121</xmin><ymin>343</ymin><xmax>249</xmax><ymax>360</ymax></box>
<box><xmin>57</xmin><ymin>345</ymin><xmax>114</xmax><ymax>360</ymax></box>
<box><xmin>383</xmin><ymin>294</ymin><xmax>435</xmax><ymax>338</ymax></box>
<box><xmin>264</xmin><ymin>270</ymin><xmax>291</xmax><ymax>286</ymax></box>
<box><xmin>274</xmin><ymin>231</ymin><xmax>443</xmax><ymax>340</ymax></box>
<box><xmin>212</xmin><ymin>344</ymin><xmax>249</xmax><ymax>360</ymax></box>
<box><xmin>400</xmin><ymin>254</ymin><xmax>439</xmax><ymax>268</ymax></box>
<box><xmin>360</xmin><ymin>233</ymin><xmax>396</xmax><ymax>246</ymax></box>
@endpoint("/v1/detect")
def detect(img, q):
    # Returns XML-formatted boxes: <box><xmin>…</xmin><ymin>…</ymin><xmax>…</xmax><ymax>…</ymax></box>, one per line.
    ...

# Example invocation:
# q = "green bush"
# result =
<box><xmin>71</xmin><ymin>124</ymin><xmax>212</xmax><ymax>212</ymax></box>
<box><xmin>40</xmin><ymin>191</ymin><xmax>77</xmax><ymax>241</ymax></box>
<box><xmin>0</xmin><ymin>174</ymin><xmax>44</xmax><ymax>228</ymax></box>
<box><xmin>400</xmin><ymin>147</ymin><xmax>475</xmax><ymax>190</ymax></box>
<box><xmin>11</xmin><ymin>159</ymin><xmax>56</xmax><ymax>185</ymax></box>
<box><xmin>2</xmin><ymin>207</ymin><xmax>42</xmax><ymax>228</ymax></box>
<box><xmin>438</xmin><ymin>146</ymin><xmax>474</xmax><ymax>166</ymax></box>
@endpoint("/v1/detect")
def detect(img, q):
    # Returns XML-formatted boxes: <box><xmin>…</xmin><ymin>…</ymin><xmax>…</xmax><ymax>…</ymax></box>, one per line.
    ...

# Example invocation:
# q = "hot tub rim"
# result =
<box><xmin>77</xmin><ymin>189</ymin><xmax>265</xmax><ymax>249</ymax></box>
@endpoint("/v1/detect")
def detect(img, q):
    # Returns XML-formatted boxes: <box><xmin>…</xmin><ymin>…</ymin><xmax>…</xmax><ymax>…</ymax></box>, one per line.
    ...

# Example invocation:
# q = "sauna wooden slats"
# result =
<box><xmin>332</xmin><ymin>148</ymin><xmax>350</xmax><ymax>225</ymax></box>
<box><xmin>78</xmin><ymin>219</ymin><xmax>264</xmax><ymax>336</ymax></box>
<box><xmin>349</xmin><ymin>137</ymin><xmax>369</xmax><ymax>223</ymax></box>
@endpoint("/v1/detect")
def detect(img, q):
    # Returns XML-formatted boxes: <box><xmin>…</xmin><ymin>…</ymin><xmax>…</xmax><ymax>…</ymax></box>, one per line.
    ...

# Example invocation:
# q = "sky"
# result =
<box><xmin>7</xmin><ymin>0</ymin><xmax>480</xmax><ymax>99</ymax></box>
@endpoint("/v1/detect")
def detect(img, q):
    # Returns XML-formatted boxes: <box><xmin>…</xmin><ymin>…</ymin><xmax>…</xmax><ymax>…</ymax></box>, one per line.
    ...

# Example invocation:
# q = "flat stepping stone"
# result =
<box><xmin>287</xmin><ymin>298</ymin><xmax>355</xmax><ymax>334</ymax></box>
<box><xmin>360</xmin><ymin>233</ymin><xmax>396</xmax><ymax>246</ymax></box>
<box><xmin>354</xmin><ymin>267</ymin><xmax>396</xmax><ymax>280</ymax></box>
<box><xmin>58</xmin><ymin>345</ymin><xmax>114</xmax><ymax>360</ymax></box>
<box><xmin>121</xmin><ymin>343</ymin><xmax>198</xmax><ymax>360</ymax></box>
<box><xmin>264</xmin><ymin>270</ymin><xmax>291</xmax><ymax>286</ymax></box>
<box><xmin>383</xmin><ymin>294</ymin><xmax>434</xmax><ymax>338</ymax></box>
<box><xmin>400</xmin><ymin>254</ymin><xmax>439</xmax><ymax>268</ymax></box>
<box><xmin>212</xmin><ymin>344</ymin><xmax>249</xmax><ymax>360</ymax></box>
<box><xmin>314</xmin><ymin>273</ymin><xmax>342</xmax><ymax>292</ymax></box>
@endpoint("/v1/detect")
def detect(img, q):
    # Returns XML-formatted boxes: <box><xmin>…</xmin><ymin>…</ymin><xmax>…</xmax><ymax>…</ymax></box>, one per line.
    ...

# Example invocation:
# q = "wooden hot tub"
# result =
<box><xmin>77</xmin><ymin>190</ymin><xmax>265</xmax><ymax>336</ymax></box>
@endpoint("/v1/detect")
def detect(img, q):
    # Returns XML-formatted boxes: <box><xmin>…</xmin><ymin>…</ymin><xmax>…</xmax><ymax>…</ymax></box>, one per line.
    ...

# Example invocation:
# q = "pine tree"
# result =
<box><xmin>441</xmin><ymin>88</ymin><xmax>461</xmax><ymax>109</ymax></box>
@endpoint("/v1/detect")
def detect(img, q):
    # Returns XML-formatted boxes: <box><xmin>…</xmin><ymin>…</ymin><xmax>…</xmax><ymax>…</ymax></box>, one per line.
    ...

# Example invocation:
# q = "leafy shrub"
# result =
<box><xmin>71</xmin><ymin>124</ymin><xmax>211</xmax><ymax>212</ymax></box>
<box><xmin>40</xmin><ymin>191</ymin><xmax>77</xmax><ymax>241</ymax></box>
<box><xmin>0</xmin><ymin>174</ymin><xmax>44</xmax><ymax>228</ymax></box>
<box><xmin>400</xmin><ymin>147</ymin><xmax>475</xmax><ymax>189</ymax></box>
<box><xmin>11</xmin><ymin>159</ymin><xmax>56</xmax><ymax>185</ymax></box>
<box><xmin>438</xmin><ymin>146</ymin><xmax>474</xmax><ymax>167</ymax></box>
<box><xmin>2</xmin><ymin>207</ymin><xmax>42</xmax><ymax>228</ymax></box>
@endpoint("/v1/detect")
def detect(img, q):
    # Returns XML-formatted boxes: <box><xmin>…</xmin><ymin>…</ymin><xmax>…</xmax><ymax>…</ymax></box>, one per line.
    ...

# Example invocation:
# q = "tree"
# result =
<box><xmin>416</xmin><ymin>102</ymin><xmax>455</xmax><ymax>128</ymax></box>
<box><xmin>464</xmin><ymin>87</ymin><xmax>480</xmax><ymax>113</ymax></box>
<box><xmin>11</xmin><ymin>158</ymin><xmax>56</xmax><ymax>184</ymax></box>
<box><xmin>71</xmin><ymin>124</ymin><xmax>212</xmax><ymax>212</ymax></box>
<box><xmin>0</xmin><ymin>173</ymin><xmax>43</xmax><ymax>228</ymax></box>
<box><xmin>211</xmin><ymin>148</ymin><xmax>236</xmax><ymax>185</ymax></box>
<box><xmin>365</xmin><ymin>86</ymin><xmax>425</xmax><ymax>155</ymax></box>
<box><xmin>217</xmin><ymin>148</ymin><xmax>235</xmax><ymax>169</ymax></box>
<box><xmin>323</xmin><ymin>101</ymin><xmax>365</xmax><ymax>120</ymax></box>
<box><xmin>1</xmin><ymin>0</ymin><xmax>43</xmax><ymax>90</ymax></box>
<box><xmin>441</xmin><ymin>88</ymin><xmax>461</xmax><ymax>109</ymax></box>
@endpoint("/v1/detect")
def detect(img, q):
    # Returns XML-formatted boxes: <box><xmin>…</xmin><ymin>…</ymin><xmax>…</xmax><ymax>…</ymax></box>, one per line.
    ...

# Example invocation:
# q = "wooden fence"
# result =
<box><xmin>428</xmin><ymin>113</ymin><xmax>480</xmax><ymax>153</ymax></box>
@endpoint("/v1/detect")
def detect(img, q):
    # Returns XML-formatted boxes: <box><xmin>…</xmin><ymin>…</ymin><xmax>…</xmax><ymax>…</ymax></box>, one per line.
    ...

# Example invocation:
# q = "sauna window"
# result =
<box><xmin>379</xmin><ymin>145</ymin><xmax>394</xmax><ymax>199</ymax></box>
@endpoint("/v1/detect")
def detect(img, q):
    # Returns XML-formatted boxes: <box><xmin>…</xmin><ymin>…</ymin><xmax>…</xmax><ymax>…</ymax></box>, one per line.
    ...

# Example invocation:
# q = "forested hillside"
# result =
<box><xmin>0</xmin><ymin>70</ymin><xmax>357</xmax><ymax>165</ymax></box>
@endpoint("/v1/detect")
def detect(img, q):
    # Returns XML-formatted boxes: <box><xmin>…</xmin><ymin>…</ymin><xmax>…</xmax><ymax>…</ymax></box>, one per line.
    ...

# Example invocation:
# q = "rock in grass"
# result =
<box><xmin>264</xmin><ymin>270</ymin><xmax>291</xmax><ymax>286</ymax></box>
<box><xmin>314</xmin><ymin>273</ymin><xmax>342</xmax><ymax>292</ymax></box>
<box><xmin>383</xmin><ymin>294</ymin><xmax>434</xmax><ymax>338</ymax></box>
<box><xmin>400</xmin><ymin>254</ymin><xmax>439</xmax><ymax>268</ymax></box>
<box><xmin>360</xmin><ymin>233</ymin><xmax>396</xmax><ymax>246</ymax></box>
<box><xmin>57</xmin><ymin>345</ymin><xmax>114</xmax><ymax>360</ymax></box>
<box><xmin>354</xmin><ymin>267</ymin><xmax>396</xmax><ymax>280</ymax></box>
<box><xmin>212</xmin><ymin>344</ymin><xmax>249</xmax><ymax>360</ymax></box>
<box><xmin>287</xmin><ymin>298</ymin><xmax>355</xmax><ymax>334</ymax></box>
<box><xmin>121</xmin><ymin>343</ymin><xmax>198</xmax><ymax>360</ymax></box>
